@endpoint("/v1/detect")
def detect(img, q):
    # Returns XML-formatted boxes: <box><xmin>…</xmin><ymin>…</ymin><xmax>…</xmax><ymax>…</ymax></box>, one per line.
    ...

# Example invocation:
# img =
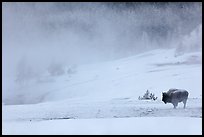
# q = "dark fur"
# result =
<box><xmin>162</xmin><ymin>89</ymin><xmax>189</xmax><ymax>108</ymax></box>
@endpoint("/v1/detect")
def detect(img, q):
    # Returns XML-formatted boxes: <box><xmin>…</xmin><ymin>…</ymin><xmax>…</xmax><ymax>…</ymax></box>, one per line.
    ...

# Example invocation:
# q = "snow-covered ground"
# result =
<box><xmin>2</xmin><ymin>98</ymin><xmax>202</xmax><ymax>121</ymax></box>
<box><xmin>2</xmin><ymin>48</ymin><xmax>202</xmax><ymax>135</ymax></box>
<box><xmin>2</xmin><ymin>117</ymin><xmax>202</xmax><ymax>135</ymax></box>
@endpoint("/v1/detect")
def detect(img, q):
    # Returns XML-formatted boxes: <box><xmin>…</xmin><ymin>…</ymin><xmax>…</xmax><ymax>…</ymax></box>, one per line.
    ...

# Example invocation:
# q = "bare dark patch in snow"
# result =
<box><xmin>147</xmin><ymin>69</ymin><xmax>167</xmax><ymax>73</ymax></box>
<box><xmin>155</xmin><ymin>61</ymin><xmax>200</xmax><ymax>67</ymax></box>
<box><xmin>154</xmin><ymin>55</ymin><xmax>201</xmax><ymax>67</ymax></box>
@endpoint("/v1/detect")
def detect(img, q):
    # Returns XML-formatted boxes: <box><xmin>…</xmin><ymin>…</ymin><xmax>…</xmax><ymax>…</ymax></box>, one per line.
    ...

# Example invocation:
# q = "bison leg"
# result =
<box><xmin>183</xmin><ymin>99</ymin><xmax>187</xmax><ymax>109</ymax></box>
<box><xmin>173</xmin><ymin>102</ymin><xmax>178</xmax><ymax>109</ymax></box>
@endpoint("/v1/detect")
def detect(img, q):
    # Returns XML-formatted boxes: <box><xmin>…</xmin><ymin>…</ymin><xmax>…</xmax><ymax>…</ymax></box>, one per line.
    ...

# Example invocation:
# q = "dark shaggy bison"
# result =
<box><xmin>162</xmin><ymin>88</ymin><xmax>189</xmax><ymax>109</ymax></box>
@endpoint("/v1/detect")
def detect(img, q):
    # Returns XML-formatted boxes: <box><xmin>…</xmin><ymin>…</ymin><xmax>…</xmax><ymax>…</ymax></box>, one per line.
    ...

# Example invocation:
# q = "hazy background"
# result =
<box><xmin>2</xmin><ymin>2</ymin><xmax>202</xmax><ymax>104</ymax></box>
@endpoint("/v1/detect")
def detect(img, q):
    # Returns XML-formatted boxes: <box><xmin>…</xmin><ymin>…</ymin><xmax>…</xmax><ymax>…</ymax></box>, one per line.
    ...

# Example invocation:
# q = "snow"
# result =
<box><xmin>2</xmin><ymin>117</ymin><xmax>202</xmax><ymax>135</ymax></box>
<box><xmin>2</xmin><ymin>98</ymin><xmax>202</xmax><ymax>121</ymax></box>
<box><xmin>2</xmin><ymin>48</ymin><xmax>202</xmax><ymax>135</ymax></box>
<box><xmin>27</xmin><ymin>48</ymin><xmax>201</xmax><ymax>102</ymax></box>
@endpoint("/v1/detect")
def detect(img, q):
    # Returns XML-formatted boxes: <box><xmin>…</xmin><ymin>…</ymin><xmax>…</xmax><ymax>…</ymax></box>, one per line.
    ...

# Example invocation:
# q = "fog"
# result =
<box><xmin>2</xmin><ymin>2</ymin><xmax>202</xmax><ymax>104</ymax></box>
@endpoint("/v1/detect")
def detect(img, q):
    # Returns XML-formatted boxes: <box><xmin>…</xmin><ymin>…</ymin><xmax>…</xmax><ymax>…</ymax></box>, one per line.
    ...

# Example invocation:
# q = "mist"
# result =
<box><xmin>2</xmin><ymin>2</ymin><xmax>202</xmax><ymax>104</ymax></box>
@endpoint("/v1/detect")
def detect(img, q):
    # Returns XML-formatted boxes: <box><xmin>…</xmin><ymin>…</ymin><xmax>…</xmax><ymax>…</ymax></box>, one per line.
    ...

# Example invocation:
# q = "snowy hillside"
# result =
<box><xmin>2</xmin><ymin>48</ymin><xmax>202</xmax><ymax>135</ymax></box>
<box><xmin>3</xmin><ymin>48</ymin><xmax>202</xmax><ymax>105</ymax></box>
<box><xmin>44</xmin><ymin>48</ymin><xmax>202</xmax><ymax>101</ymax></box>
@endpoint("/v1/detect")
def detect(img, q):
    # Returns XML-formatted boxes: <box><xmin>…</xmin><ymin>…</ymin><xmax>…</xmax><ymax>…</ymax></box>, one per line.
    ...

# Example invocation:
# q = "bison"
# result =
<box><xmin>162</xmin><ymin>88</ymin><xmax>189</xmax><ymax>109</ymax></box>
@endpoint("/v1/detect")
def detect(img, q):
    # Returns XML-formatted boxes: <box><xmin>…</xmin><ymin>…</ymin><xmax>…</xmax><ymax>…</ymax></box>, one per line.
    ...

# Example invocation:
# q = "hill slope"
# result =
<box><xmin>2</xmin><ymin>48</ymin><xmax>202</xmax><ymax>135</ymax></box>
<box><xmin>43</xmin><ymin>48</ymin><xmax>202</xmax><ymax>102</ymax></box>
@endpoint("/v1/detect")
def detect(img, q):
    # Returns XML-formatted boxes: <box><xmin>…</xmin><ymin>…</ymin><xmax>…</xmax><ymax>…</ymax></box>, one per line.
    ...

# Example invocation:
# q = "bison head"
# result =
<box><xmin>162</xmin><ymin>92</ymin><xmax>168</xmax><ymax>104</ymax></box>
